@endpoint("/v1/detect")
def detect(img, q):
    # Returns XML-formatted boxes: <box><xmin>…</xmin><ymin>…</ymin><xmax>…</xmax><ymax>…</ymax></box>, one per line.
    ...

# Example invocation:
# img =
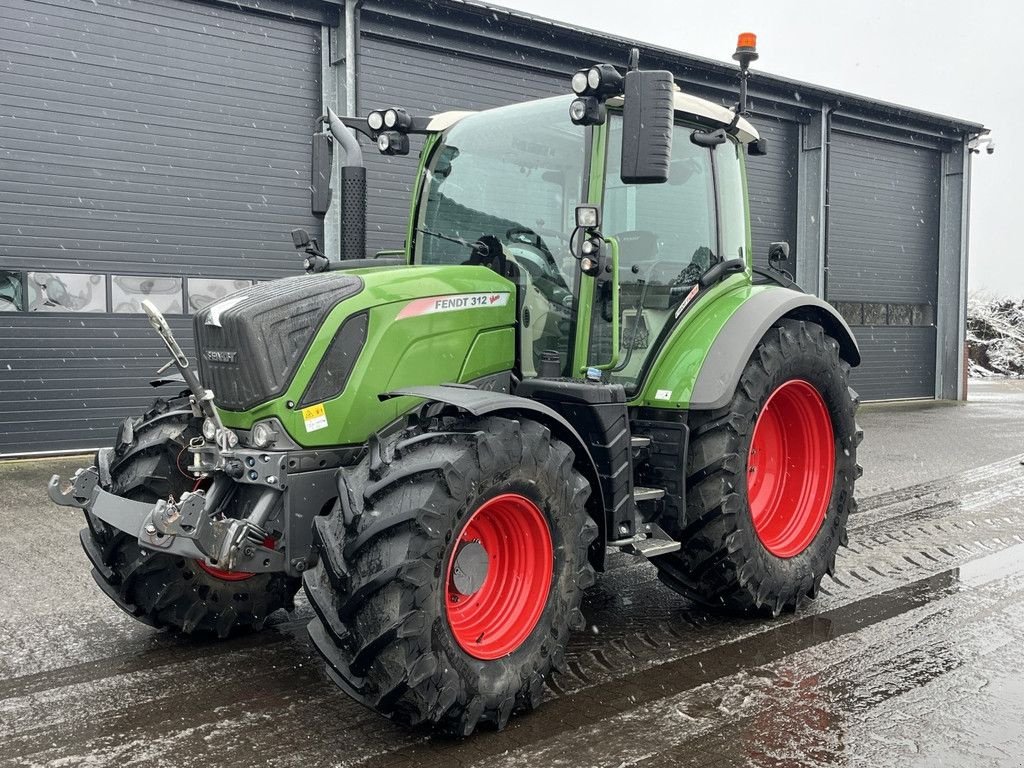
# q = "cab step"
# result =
<box><xmin>633</xmin><ymin>486</ymin><xmax>665</xmax><ymax>503</ymax></box>
<box><xmin>609</xmin><ymin>521</ymin><xmax>681</xmax><ymax>558</ymax></box>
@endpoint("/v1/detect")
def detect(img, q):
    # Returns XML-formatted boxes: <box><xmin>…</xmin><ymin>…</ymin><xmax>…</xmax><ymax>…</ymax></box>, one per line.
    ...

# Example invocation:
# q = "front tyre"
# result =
<box><xmin>653</xmin><ymin>319</ymin><xmax>862</xmax><ymax>615</ymax></box>
<box><xmin>304</xmin><ymin>415</ymin><xmax>597</xmax><ymax>734</ymax></box>
<box><xmin>82</xmin><ymin>394</ymin><xmax>299</xmax><ymax>637</ymax></box>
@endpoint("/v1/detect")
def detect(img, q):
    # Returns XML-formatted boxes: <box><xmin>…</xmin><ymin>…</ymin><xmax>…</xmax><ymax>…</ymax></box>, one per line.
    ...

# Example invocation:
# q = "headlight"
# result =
<box><xmin>251</xmin><ymin>422</ymin><xmax>275</xmax><ymax>449</ymax></box>
<box><xmin>367</xmin><ymin>110</ymin><xmax>384</xmax><ymax>131</ymax></box>
<box><xmin>202</xmin><ymin>418</ymin><xmax>217</xmax><ymax>441</ymax></box>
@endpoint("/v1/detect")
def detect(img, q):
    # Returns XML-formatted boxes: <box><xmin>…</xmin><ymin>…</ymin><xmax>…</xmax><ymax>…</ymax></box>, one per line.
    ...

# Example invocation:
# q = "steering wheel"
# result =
<box><xmin>506</xmin><ymin>225</ymin><xmax>570</xmax><ymax>248</ymax></box>
<box><xmin>506</xmin><ymin>225</ymin><xmax>577</xmax><ymax>288</ymax></box>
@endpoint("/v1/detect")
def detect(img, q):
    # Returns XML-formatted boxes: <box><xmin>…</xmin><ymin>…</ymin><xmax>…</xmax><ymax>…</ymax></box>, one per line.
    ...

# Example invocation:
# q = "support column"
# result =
<box><xmin>795</xmin><ymin>106</ymin><xmax>827</xmax><ymax>297</ymax></box>
<box><xmin>935</xmin><ymin>139</ymin><xmax>967</xmax><ymax>400</ymax></box>
<box><xmin>321</xmin><ymin>24</ymin><xmax>342</xmax><ymax>260</ymax></box>
<box><xmin>321</xmin><ymin>1</ymin><xmax>360</xmax><ymax>261</ymax></box>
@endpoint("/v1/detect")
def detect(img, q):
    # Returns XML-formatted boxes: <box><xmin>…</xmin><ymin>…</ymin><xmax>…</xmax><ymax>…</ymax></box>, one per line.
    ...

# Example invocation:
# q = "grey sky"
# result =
<box><xmin>493</xmin><ymin>0</ymin><xmax>1013</xmax><ymax>296</ymax></box>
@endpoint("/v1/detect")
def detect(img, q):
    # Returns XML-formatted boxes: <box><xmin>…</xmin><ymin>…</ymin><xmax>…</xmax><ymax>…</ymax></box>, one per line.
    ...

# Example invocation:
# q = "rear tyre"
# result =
<box><xmin>304</xmin><ymin>415</ymin><xmax>596</xmax><ymax>734</ymax></box>
<box><xmin>82</xmin><ymin>394</ymin><xmax>299</xmax><ymax>637</ymax></box>
<box><xmin>653</xmin><ymin>319</ymin><xmax>862</xmax><ymax>615</ymax></box>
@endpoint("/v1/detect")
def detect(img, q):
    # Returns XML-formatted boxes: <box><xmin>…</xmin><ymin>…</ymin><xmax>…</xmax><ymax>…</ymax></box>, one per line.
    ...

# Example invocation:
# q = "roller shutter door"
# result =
<box><xmin>0</xmin><ymin>0</ymin><xmax>322</xmax><ymax>455</ymax></box>
<box><xmin>827</xmin><ymin>130</ymin><xmax>941</xmax><ymax>400</ymax></box>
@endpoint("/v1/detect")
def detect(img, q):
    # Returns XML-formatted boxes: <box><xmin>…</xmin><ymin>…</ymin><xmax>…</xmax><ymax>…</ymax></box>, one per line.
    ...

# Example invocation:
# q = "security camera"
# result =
<box><xmin>968</xmin><ymin>135</ymin><xmax>995</xmax><ymax>155</ymax></box>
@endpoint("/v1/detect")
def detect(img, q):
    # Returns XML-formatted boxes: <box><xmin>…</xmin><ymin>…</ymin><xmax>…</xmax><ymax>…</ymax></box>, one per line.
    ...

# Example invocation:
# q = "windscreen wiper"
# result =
<box><xmin>416</xmin><ymin>227</ymin><xmax>490</xmax><ymax>257</ymax></box>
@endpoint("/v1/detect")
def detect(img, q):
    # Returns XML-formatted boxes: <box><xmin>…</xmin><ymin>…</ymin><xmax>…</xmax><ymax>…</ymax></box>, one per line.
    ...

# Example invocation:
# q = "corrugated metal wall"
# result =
<box><xmin>0</xmin><ymin>0</ymin><xmax>322</xmax><ymax>455</ymax></box>
<box><xmin>827</xmin><ymin>129</ymin><xmax>941</xmax><ymax>400</ymax></box>
<box><xmin>358</xmin><ymin>30</ymin><xmax>567</xmax><ymax>255</ymax></box>
<box><xmin>0</xmin><ymin>0</ymin><xmax>965</xmax><ymax>455</ymax></box>
<box><xmin>745</xmin><ymin>116</ymin><xmax>799</xmax><ymax>268</ymax></box>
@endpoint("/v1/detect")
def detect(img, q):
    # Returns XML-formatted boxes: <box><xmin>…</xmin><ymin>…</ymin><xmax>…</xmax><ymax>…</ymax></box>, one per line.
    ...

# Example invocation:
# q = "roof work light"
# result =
<box><xmin>571</xmin><ymin>64</ymin><xmax>624</xmax><ymax>98</ymax></box>
<box><xmin>367</xmin><ymin>106</ymin><xmax>413</xmax><ymax>155</ymax></box>
<box><xmin>376</xmin><ymin>131</ymin><xmax>410</xmax><ymax>156</ymax></box>
<box><xmin>569</xmin><ymin>63</ymin><xmax>624</xmax><ymax>126</ymax></box>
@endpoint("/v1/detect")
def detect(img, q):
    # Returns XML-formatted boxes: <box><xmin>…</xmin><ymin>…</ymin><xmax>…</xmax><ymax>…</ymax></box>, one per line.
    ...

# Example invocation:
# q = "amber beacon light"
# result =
<box><xmin>732</xmin><ymin>32</ymin><xmax>758</xmax><ymax>116</ymax></box>
<box><xmin>733</xmin><ymin>32</ymin><xmax>759</xmax><ymax>65</ymax></box>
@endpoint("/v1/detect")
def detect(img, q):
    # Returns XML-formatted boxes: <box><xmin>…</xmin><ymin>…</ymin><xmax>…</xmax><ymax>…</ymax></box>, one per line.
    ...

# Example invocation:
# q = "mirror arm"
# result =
<box><xmin>698</xmin><ymin>258</ymin><xmax>746</xmax><ymax>289</ymax></box>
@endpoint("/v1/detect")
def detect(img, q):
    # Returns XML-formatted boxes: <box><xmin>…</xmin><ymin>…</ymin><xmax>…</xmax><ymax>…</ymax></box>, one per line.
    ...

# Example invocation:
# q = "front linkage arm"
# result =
<box><xmin>48</xmin><ymin>464</ymin><xmax>286</xmax><ymax>574</ymax></box>
<box><xmin>49</xmin><ymin>300</ymin><xmax>290</xmax><ymax>575</ymax></box>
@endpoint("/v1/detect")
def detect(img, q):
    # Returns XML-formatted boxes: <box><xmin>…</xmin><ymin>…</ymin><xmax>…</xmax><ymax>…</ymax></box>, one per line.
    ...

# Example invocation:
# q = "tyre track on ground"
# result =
<box><xmin>3</xmin><ymin>455</ymin><xmax>1024</xmax><ymax>766</ymax></box>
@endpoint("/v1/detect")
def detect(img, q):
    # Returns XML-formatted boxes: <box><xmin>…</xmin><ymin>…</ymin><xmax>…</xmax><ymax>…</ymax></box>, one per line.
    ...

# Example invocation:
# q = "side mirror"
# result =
<box><xmin>620</xmin><ymin>70</ymin><xmax>674</xmax><ymax>184</ymax></box>
<box><xmin>768</xmin><ymin>241</ymin><xmax>790</xmax><ymax>266</ymax></box>
<box><xmin>748</xmin><ymin>138</ymin><xmax>769</xmax><ymax>156</ymax></box>
<box><xmin>311</xmin><ymin>132</ymin><xmax>333</xmax><ymax>218</ymax></box>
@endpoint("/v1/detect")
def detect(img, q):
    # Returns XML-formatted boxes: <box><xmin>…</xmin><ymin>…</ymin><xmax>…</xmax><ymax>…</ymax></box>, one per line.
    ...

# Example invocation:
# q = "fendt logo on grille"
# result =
<box><xmin>205</xmin><ymin>350</ymin><xmax>237</xmax><ymax>363</ymax></box>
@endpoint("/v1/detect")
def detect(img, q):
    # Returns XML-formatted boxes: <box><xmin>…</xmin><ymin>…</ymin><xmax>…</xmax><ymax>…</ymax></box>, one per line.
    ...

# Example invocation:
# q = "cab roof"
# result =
<box><xmin>425</xmin><ymin>90</ymin><xmax>759</xmax><ymax>143</ymax></box>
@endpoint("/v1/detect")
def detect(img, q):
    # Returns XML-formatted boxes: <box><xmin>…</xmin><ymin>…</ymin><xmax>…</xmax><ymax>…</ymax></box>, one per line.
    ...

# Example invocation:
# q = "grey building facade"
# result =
<box><xmin>0</xmin><ymin>0</ymin><xmax>985</xmax><ymax>456</ymax></box>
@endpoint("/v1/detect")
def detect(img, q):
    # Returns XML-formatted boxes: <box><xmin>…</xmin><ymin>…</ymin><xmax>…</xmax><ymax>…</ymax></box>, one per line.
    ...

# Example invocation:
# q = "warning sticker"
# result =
<box><xmin>302</xmin><ymin>402</ymin><xmax>328</xmax><ymax>432</ymax></box>
<box><xmin>674</xmin><ymin>284</ymin><xmax>701</xmax><ymax>318</ymax></box>
<box><xmin>397</xmin><ymin>292</ymin><xmax>510</xmax><ymax>320</ymax></box>
<box><xmin>655</xmin><ymin>389</ymin><xmax>673</xmax><ymax>401</ymax></box>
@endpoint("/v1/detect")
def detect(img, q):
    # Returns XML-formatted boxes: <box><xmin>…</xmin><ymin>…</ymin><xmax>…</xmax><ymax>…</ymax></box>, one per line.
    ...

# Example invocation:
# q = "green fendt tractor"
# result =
<box><xmin>50</xmin><ymin>36</ymin><xmax>861</xmax><ymax>734</ymax></box>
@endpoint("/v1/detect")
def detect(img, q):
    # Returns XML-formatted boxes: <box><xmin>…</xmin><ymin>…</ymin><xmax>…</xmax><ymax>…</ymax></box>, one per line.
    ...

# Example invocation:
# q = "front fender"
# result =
<box><xmin>637</xmin><ymin>286</ymin><xmax>860</xmax><ymax>411</ymax></box>
<box><xmin>381</xmin><ymin>384</ymin><xmax>608</xmax><ymax>567</ymax></box>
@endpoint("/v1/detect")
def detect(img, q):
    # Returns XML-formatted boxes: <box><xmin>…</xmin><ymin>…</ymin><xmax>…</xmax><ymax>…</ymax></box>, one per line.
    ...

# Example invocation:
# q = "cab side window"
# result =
<box><xmin>604</xmin><ymin>119</ymin><xmax>718</xmax><ymax>284</ymax></box>
<box><xmin>604</xmin><ymin>118</ymin><xmax>719</xmax><ymax>386</ymax></box>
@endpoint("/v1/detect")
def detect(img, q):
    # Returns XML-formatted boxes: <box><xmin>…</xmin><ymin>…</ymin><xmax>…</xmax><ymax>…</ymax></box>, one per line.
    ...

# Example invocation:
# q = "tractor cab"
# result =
<box><xmin>312</xmin><ymin>65</ymin><xmax>761</xmax><ymax>391</ymax></box>
<box><xmin>410</xmin><ymin>90</ymin><xmax>757</xmax><ymax>392</ymax></box>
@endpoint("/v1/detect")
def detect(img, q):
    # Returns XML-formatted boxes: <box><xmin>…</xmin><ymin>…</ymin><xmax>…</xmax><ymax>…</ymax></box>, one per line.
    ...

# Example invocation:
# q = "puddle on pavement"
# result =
<box><xmin>364</xmin><ymin>543</ymin><xmax>1024</xmax><ymax>767</ymax></box>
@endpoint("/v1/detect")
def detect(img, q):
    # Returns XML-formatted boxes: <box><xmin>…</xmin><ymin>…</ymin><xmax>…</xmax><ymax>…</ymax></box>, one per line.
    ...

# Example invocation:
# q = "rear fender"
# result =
<box><xmin>638</xmin><ymin>286</ymin><xmax>859</xmax><ymax>411</ymax></box>
<box><xmin>381</xmin><ymin>384</ymin><xmax>608</xmax><ymax>568</ymax></box>
<box><xmin>690</xmin><ymin>289</ymin><xmax>860</xmax><ymax>410</ymax></box>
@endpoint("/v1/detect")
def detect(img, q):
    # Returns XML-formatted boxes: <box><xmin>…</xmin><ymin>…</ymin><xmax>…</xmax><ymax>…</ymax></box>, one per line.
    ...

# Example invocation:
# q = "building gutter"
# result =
<box><xmin>345</xmin><ymin>0</ymin><xmax>361</xmax><ymax>116</ymax></box>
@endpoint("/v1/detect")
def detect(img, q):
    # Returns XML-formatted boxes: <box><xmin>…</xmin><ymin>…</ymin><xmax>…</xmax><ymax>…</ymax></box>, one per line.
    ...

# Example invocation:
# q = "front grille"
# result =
<box><xmin>194</xmin><ymin>273</ymin><xmax>363</xmax><ymax>411</ymax></box>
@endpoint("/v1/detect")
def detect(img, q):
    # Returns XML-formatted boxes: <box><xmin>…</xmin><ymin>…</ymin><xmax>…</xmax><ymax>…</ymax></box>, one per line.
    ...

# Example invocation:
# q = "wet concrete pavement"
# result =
<box><xmin>2</xmin><ymin>380</ymin><xmax>1024</xmax><ymax>767</ymax></box>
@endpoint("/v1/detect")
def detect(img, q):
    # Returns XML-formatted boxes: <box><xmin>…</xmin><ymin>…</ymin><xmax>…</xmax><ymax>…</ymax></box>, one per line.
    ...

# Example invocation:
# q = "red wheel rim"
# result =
<box><xmin>747</xmin><ymin>379</ymin><xmax>835</xmax><ymax>558</ymax></box>
<box><xmin>445</xmin><ymin>493</ymin><xmax>553</xmax><ymax>660</ymax></box>
<box><xmin>193</xmin><ymin>535</ymin><xmax>276</xmax><ymax>582</ymax></box>
<box><xmin>195</xmin><ymin>561</ymin><xmax>255</xmax><ymax>581</ymax></box>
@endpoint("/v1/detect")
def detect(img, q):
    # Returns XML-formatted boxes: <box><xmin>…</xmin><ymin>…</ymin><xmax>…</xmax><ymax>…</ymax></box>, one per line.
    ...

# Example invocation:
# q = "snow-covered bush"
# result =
<box><xmin>968</xmin><ymin>293</ymin><xmax>1024</xmax><ymax>377</ymax></box>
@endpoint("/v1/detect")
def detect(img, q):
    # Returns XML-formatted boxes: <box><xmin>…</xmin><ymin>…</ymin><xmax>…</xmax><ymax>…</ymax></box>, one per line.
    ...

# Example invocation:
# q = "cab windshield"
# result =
<box><xmin>414</xmin><ymin>96</ymin><xmax>586</xmax><ymax>376</ymax></box>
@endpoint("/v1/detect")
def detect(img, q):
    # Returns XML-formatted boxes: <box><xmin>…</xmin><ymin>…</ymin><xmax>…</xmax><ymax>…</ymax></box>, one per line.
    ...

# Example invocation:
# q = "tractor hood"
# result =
<box><xmin>204</xmin><ymin>264</ymin><xmax>517</xmax><ymax>448</ymax></box>
<box><xmin>194</xmin><ymin>273</ymin><xmax>364</xmax><ymax>411</ymax></box>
